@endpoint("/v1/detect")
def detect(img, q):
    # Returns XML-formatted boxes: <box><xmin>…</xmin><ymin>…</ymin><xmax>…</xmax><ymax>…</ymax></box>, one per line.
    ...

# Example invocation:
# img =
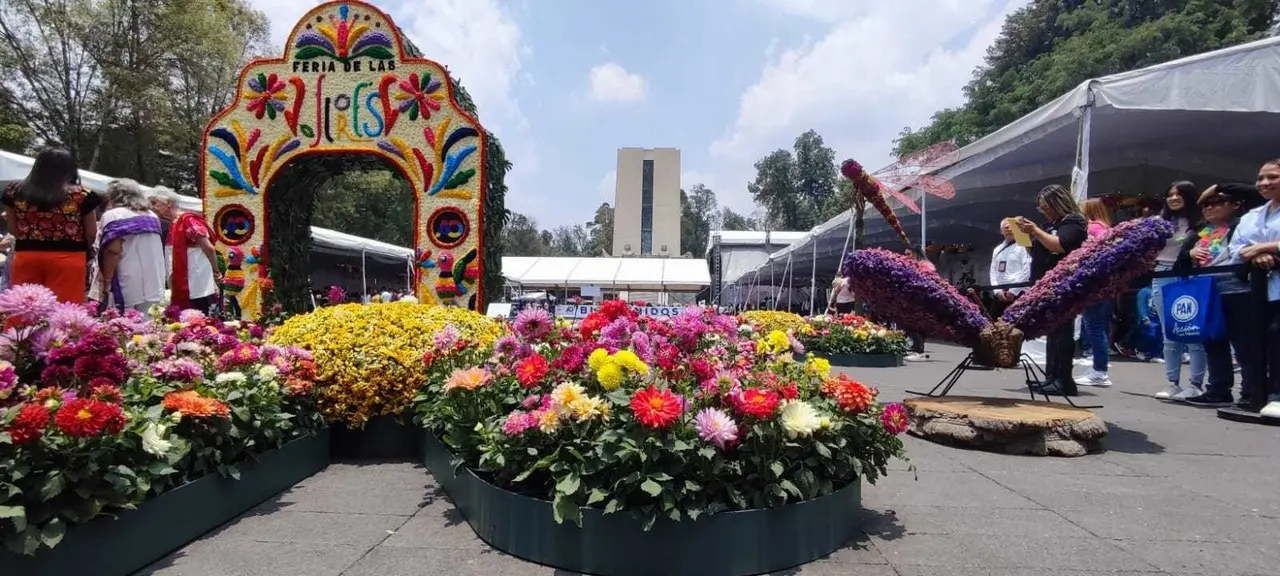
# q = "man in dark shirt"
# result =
<box><xmin>1015</xmin><ymin>184</ymin><xmax>1089</xmax><ymax>395</ymax></box>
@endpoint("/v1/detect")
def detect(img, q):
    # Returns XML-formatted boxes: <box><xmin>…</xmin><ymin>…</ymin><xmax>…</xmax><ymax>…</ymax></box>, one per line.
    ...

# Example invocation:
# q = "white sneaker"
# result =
<box><xmin>1173</xmin><ymin>383</ymin><xmax>1203</xmax><ymax>402</ymax></box>
<box><xmin>904</xmin><ymin>352</ymin><xmax>929</xmax><ymax>362</ymax></box>
<box><xmin>1154</xmin><ymin>382</ymin><xmax>1182</xmax><ymax>400</ymax></box>
<box><xmin>1073</xmin><ymin>357</ymin><xmax>1091</xmax><ymax>367</ymax></box>
<box><xmin>1075</xmin><ymin>371</ymin><xmax>1112</xmax><ymax>387</ymax></box>
<box><xmin>1260</xmin><ymin>401</ymin><xmax>1280</xmax><ymax>419</ymax></box>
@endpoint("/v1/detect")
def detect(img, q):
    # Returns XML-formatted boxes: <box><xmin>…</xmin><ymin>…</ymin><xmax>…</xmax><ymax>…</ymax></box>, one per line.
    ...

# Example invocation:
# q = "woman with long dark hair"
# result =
<box><xmin>1</xmin><ymin>147</ymin><xmax>103</xmax><ymax>302</ymax></box>
<box><xmin>1015</xmin><ymin>184</ymin><xmax>1088</xmax><ymax>396</ymax></box>
<box><xmin>1152</xmin><ymin>181</ymin><xmax>1206</xmax><ymax>401</ymax></box>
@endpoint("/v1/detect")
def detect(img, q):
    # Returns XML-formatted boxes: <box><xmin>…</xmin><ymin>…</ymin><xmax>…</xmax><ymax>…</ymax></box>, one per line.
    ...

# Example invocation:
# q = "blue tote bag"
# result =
<box><xmin>1161</xmin><ymin>276</ymin><xmax>1225</xmax><ymax>343</ymax></box>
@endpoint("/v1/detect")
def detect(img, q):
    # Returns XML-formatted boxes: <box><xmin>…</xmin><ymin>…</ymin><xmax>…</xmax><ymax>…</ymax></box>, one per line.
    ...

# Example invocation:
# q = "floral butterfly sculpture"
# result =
<box><xmin>838</xmin><ymin>158</ymin><xmax>1174</xmax><ymax>367</ymax></box>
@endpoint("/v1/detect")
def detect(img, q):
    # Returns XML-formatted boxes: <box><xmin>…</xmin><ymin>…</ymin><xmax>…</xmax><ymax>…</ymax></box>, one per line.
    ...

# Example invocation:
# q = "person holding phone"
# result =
<box><xmin>988</xmin><ymin>219</ymin><xmax>1030</xmax><ymax>318</ymax></box>
<box><xmin>1014</xmin><ymin>185</ymin><xmax>1088</xmax><ymax>396</ymax></box>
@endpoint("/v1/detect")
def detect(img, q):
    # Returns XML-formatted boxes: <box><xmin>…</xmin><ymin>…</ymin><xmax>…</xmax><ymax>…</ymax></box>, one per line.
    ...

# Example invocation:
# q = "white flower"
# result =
<box><xmin>169</xmin><ymin>411</ymin><xmax>183</xmax><ymax>424</ymax></box>
<box><xmin>777</xmin><ymin>399</ymin><xmax>822</xmax><ymax>438</ymax></box>
<box><xmin>224</xmin><ymin>320</ymin><xmax>242</xmax><ymax>329</ymax></box>
<box><xmin>398</xmin><ymin>295</ymin><xmax>419</xmax><ymax>304</ymax></box>
<box><xmin>257</xmin><ymin>365</ymin><xmax>279</xmax><ymax>381</ymax></box>
<box><xmin>142</xmin><ymin>422</ymin><xmax>173</xmax><ymax>456</ymax></box>
<box><xmin>175</xmin><ymin>341</ymin><xmax>205</xmax><ymax>355</ymax></box>
<box><xmin>215</xmin><ymin>371</ymin><xmax>247</xmax><ymax>385</ymax></box>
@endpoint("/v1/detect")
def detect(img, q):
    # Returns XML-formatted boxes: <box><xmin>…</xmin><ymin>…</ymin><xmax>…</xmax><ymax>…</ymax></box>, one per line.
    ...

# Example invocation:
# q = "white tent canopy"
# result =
<box><xmin>729</xmin><ymin>35</ymin><xmax>1280</xmax><ymax>291</ymax></box>
<box><xmin>504</xmin><ymin>257</ymin><xmax>710</xmax><ymax>291</ymax></box>
<box><xmin>0</xmin><ymin>150</ymin><xmax>415</xmax><ymax>264</ymax></box>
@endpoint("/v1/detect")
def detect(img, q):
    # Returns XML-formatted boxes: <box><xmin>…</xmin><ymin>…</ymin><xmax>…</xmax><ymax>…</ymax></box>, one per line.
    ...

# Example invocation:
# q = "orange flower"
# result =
<box><xmin>822</xmin><ymin>375</ymin><xmax>877</xmax><ymax>413</ymax></box>
<box><xmin>162</xmin><ymin>390</ymin><xmax>230</xmax><ymax>418</ymax></box>
<box><xmin>629</xmin><ymin>385</ymin><xmax>682</xmax><ymax>428</ymax></box>
<box><xmin>515</xmin><ymin>354</ymin><xmax>548</xmax><ymax>389</ymax></box>
<box><xmin>444</xmin><ymin>367</ymin><xmax>492</xmax><ymax>392</ymax></box>
<box><xmin>54</xmin><ymin>399</ymin><xmax>127</xmax><ymax>437</ymax></box>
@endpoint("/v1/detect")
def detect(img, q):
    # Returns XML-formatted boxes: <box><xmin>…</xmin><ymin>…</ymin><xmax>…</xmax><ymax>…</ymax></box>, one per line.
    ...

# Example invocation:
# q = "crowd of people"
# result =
<box><xmin>983</xmin><ymin>160</ymin><xmax>1280</xmax><ymax>418</ymax></box>
<box><xmin>0</xmin><ymin>147</ymin><xmax>221</xmax><ymax>315</ymax></box>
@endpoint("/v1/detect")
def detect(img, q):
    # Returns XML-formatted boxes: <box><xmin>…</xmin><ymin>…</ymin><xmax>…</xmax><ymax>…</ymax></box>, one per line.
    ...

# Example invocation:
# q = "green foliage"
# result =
<box><xmin>748</xmin><ymin>130</ymin><xmax>841</xmax><ymax>230</ymax></box>
<box><xmin>893</xmin><ymin>0</ymin><xmax>1279</xmax><ymax>157</ymax></box>
<box><xmin>718</xmin><ymin>207</ymin><xmax>758</xmax><ymax>231</ymax></box>
<box><xmin>313</xmin><ymin>170</ymin><xmax>415</xmax><ymax>247</ymax></box>
<box><xmin>680</xmin><ymin>184</ymin><xmax>717</xmax><ymax>257</ymax></box>
<box><xmin>798</xmin><ymin>315</ymin><xmax>909</xmax><ymax>357</ymax></box>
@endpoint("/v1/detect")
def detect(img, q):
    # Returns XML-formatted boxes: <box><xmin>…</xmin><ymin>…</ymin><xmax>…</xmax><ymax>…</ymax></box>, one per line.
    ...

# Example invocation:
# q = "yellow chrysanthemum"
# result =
<box><xmin>587</xmin><ymin>348</ymin><xmax>610</xmax><ymax>371</ymax></box>
<box><xmin>596</xmin><ymin>363</ymin><xmax>624</xmax><ymax>390</ymax></box>
<box><xmin>612</xmin><ymin>350</ymin><xmax>649</xmax><ymax>375</ymax></box>
<box><xmin>806</xmin><ymin>357</ymin><xmax>832</xmax><ymax>376</ymax></box>
<box><xmin>766</xmin><ymin>330</ymin><xmax>790</xmax><ymax>352</ymax></box>
<box><xmin>268</xmin><ymin>303</ymin><xmax>504</xmax><ymax>427</ymax></box>
<box><xmin>741</xmin><ymin>310</ymin><xmax>806</xmax><ymax>334</ymax></box>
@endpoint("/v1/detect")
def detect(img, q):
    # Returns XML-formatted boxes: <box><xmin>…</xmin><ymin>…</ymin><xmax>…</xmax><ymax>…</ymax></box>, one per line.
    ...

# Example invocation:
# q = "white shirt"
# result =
<box><xmin>1228</xmin><ymin>202</ymin><xmax>1280</xmax><ymax>302</ymax></box>
<box><xmin>989</xmin><ymin>241</ymin><xmax>1031</xmax><ymax>294</ymax></box>
<box><xmin>89</xmin><ymin>208</ymin><xmax>167</xmax><ymax>307</ymax></box>
<box><xmin>832</xmin><ymin>277</ymin><xmax>855</xmax><ymax>303</ymax></box>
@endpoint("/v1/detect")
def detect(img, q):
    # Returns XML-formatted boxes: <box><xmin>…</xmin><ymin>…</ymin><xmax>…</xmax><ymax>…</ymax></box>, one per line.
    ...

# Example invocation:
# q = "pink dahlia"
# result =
<box><xmin>880</xmin><ymin>403</ymin><xmax>909</xmax><ymax>435</ymax></box>
<box><xmin>512</xmin><ymin>307</ymin><xmax>553</xmax><ymax>341</ymax></box>
<box><xmin>693</xmin><ymin>407</ymin><xmax>739</xmax><ymax>449</ymax></box>
<box><xmin>0</xmin><ymin>284</ymin><xmax>57</xmax><ymax>326</ymax></box>
<box><xmin>502</xmin><ymin>410</ymin><xmax>538</xmax><ymax>436</ymax></box>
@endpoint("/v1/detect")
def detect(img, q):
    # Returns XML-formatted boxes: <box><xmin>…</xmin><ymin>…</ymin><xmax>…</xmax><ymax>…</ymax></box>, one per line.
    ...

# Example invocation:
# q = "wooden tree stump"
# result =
<box><xmin>903</xmin><ymin>396</ymin><xmax>1107</xmax><ymax>457</ymax></box>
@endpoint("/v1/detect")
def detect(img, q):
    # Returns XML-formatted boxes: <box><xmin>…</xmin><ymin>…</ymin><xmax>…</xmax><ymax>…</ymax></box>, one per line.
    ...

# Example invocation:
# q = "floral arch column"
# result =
<box><xmin>199</xmin><ymin>0</ymin><xmax>487</xmax><ymax>319</ymax></box>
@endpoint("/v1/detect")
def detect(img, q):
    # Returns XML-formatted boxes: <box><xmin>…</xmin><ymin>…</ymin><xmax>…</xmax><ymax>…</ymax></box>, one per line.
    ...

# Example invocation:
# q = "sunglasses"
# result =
<box><xmin>1202</xmin><ymin>199</ymin><xmax>1229</xmax><ymax>208</ymax></box>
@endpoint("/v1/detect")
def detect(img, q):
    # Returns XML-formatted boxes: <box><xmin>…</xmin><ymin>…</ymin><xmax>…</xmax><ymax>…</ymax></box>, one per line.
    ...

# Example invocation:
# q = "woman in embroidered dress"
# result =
<box><xmin>88</xmin><ymin>179</ymin><xmax>166</xmax><ymax>312</ymax></box>
<box><xmin>1</xmin><ymin>147</ymin><xmax>102</xmax><ymax>303</ymax></box>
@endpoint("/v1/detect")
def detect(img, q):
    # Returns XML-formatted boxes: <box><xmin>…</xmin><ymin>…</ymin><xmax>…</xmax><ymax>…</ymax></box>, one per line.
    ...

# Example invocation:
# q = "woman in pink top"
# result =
<box><xmin>1076</xmin><ymin>199</ymin><xmax>1114</xmax><ymax>387</ymax></box>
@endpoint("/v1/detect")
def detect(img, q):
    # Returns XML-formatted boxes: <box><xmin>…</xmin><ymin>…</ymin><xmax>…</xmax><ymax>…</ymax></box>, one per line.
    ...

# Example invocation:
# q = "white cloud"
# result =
<box><xmin>588</xmin><ymin>62</ymin><xmax>647</xmax><ymax>103</ymax></box>
<box><xmin>710</xmin><ymin>0</ymin><xmax>1025</xmax><ymax>215</ymax></box>
<box><xmin>245</xmin><ymin>0</ymin><xmax>543</xmax><ymax>219</ymax></box>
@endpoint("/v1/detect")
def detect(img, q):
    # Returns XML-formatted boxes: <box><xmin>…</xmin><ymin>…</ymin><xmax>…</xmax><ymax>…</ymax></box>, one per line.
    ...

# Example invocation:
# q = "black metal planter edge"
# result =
<box><xmin>330</xmin><ymin>414</ymin><xmax>422</xmax><ymax>460</ymax></box>
<box><xmin>811</xmin><ymin>352</ymin><xmax>904</xmax><ymax>368</ymax></box>
<box><xmin>2</xmin><ymin>428</ymin><xmax>332</xmax><ymax>576</ymax></box>
<box><xmin>420</xmin><ymin>431</ymin><xmax>863</xmax><ymax>576</ymax></box>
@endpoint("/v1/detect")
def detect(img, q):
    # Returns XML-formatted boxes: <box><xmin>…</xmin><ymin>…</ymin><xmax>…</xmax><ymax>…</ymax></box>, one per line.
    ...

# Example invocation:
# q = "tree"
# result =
<box><xmin>747</xmin><ymin>129</ymin><xmax>841</xmax><ymax>230</ymax></box>
<box><xmin>584</xmin><ymin>203</ymin><xmax>614</xmax><ymax>257</ymax></box>
<box><xmin>748</xmin><ymin>149</ymin><xmax>805</xmax><ymax>230</ymax></box>
<box><xmin>680</xmin><ymin>184</ymin><xmax>717</xmax><ymax>257</ymax></box>
<box><xmin>793</xmin><ymin>129</ymin><xmax>837</xmax><ymax>216</ymax></box>
<box><xmin>893</xmin><ymin>0</ymin><xmax>1279</xmax><ymax>157</ymax></box>
<box><xmin>718</xmin><ymin>207</ymin><xmax>757</xmax><ymax>231</ymax></box>
<box><xmin>312</xmin><ymin>169</ymin><xmax>415</xmax><ymax>247</ymax></box>
<box><xmin>503</xmin><ymin>212</ymin><xmax>550</xmax><ymax>256</ymax></box>
<box><xmin>0</xmin><ymin>88</ymin><xmax>33</xmax><ymax>153</ymax></box>
<box><xmin>548</xmin><ymin>225</ymin><xmax>590</xmax><ymax>256</ymax></box>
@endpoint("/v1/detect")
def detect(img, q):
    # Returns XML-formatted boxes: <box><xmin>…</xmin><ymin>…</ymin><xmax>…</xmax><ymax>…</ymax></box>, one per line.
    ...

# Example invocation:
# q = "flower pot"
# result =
<box><xmin>330</xmin><ymin>414</ymin><xmax>420</xmax><ymax>459</ymax></box>
<box><xmin>2</xmin><ymin>429</ymin><xmax>331</xmax><ymax>576</ymax></box>
<box><xmin>818</xmin><ymin>352</ymin><xmax>904</xmax><ymax>368</ymax></box>
<box><xmin>421</xmin><ymin>432</ymin><xmax>864</xmax><ymax>576</ymax></box>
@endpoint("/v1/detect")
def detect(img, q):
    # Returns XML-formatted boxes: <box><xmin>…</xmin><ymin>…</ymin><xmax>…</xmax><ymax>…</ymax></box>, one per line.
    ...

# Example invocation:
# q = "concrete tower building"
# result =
<box><xmin>611</xmin><ymin>147</ymin><xmax>681</xmax><ymax>257</ymax></box>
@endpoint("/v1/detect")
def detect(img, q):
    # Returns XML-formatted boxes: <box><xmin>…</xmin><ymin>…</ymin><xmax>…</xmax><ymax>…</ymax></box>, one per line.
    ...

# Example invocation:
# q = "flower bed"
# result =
<box><xmin>740</xmin><ymin>309</ymin><xmax>807</xmax><ymax>336</ymax></box>
<box><xmin>800</xmin><ymin>314</ymin><xmax>908</xmax><ymax>367</ymax></box>
<box><xmin>413</xmin><ymin>303</ymin><xmax>907</xmax><ymax>574</ymax></box>
<box><xmin>267</xmin><ymin>303</ymin><xmax>502</xmax><ymax>444</ymax></box>
<box><xmin>0</xmin><ymin>285</ymin><xmax>327</xmax><ymax>559</ymax></box>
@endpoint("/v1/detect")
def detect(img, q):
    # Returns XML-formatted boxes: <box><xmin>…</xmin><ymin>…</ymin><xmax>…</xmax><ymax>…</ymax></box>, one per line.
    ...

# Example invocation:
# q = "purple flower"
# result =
<box><xmin>151</xmin><ymin>357</ymin><xmax>205</xmax><ymax>383</ymax></box>
<box><xmin>599</xmin><ymin>317</ymin><xmax>635</xmax><ymax>348</ymax></box>
<box><xmin>493</xmin><ymin>335</ymin><xmax>520</xmax><ymax>358</ymax></box>
<box><xmin>48</xmin><ymin>302</ymin><xmax>101</xmax><ymax>338</ymax></box>
<box><xmin>1003</xmin><ymin>217</ymin><xmax>1173</xmax><ymax>339</ymax></box>
<box><xmin>512</xmin><ymin>308</ymin><xmax>553</xmax><ymax>341</ymax></box>
<box><xmin>0</xmin><ymin>284</ymin><xmax>57</xmax><ymax>325</ymax></box>
<box><xmin>843</xmin><ymin>248</ymin><xmax>990</xmax><ymax>346</ymax></box>
<box><xmin>693</xmin><ymin>407</ymin><xmax>739</xmax><ymax>449</ymax></box>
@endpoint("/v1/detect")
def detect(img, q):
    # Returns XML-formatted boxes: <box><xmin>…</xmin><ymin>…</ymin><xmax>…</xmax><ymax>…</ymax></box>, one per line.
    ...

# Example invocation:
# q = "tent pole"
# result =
<box><xmin>769</xmin><ymin>261</ymin><xmax>776</xmax><ymax>310</ymax></box>
<box><xmin>1071</xmin><ymin>92</ymin><xmax>1095</xmax><ymax>201</ymax></box>
<box><xmin>360</xmin><ymin>249</ymin><xmax>368</xmax><ymax>300</ymax></box>
<box><xmin>786</xmin><ymin>254</ymin><xmax>794</xmax><ymax>313</ymax></box>
<box><xmin>920</xmin><ymin>189</ymin><xmax>927</xmax><ymax>254</ymax></box>
<box><xmin>809</xmin><ymin>238</ymin><xmax>817</xmax><ymax>316</ymax></box>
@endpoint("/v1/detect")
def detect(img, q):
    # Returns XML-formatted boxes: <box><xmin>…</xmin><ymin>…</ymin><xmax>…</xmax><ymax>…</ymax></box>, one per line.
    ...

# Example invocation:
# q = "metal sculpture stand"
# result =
<box><xmin>906</xmin><ymin>352</ymin><xmax>1102</xmax><ymax>410</ymax></box>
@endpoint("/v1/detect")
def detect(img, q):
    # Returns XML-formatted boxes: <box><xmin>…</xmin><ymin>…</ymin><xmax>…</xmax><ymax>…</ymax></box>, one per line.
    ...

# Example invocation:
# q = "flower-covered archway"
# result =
<box><xmin>200</xmin><ymin>0</ymin><xmax>486</xmax><ymax>318</ymax></box>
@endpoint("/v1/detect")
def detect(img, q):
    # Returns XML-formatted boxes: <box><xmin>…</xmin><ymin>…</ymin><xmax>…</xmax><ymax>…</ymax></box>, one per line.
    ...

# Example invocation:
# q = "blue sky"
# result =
<box><xmin>253</xmin><ymin>0</ymin><xmax>1026</xmax><ymax>230</ymax></box>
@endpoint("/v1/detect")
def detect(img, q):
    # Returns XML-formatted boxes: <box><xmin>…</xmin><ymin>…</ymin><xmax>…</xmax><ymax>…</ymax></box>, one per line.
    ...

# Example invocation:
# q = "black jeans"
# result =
<box><xmin>1044</xmin><ymin>320</ymin><xmax>1077</xmax><ymax>393</ymax></box>
<box><xmin>1203</xmin><ymin>293</ymin><xmax>1249</xmax><ymax>399</ymax></box>
<box><xmin>909</xmin><ymin>334</ymin><xmax>925</xmax><ymax>353</ymax></box>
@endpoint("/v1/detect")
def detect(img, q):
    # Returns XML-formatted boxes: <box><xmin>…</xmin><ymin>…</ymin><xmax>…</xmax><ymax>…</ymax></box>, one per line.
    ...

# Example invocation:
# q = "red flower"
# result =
<box><xmin>629</xmin><ymin>385</ymin><xmax>682</xmax><ymax>429</ymax></box>
<box><xmin>90</xmin><ymin>383</ymin><xmax>123</xmax><ymax>403</ymax></box>
<box><xmin>778</xmin><ymin>384</ymin><xmax>799</xmax><ymax>400</ymax></box>
<box><xmin>598</xmin><ymin>299</ymin><xmax>637</xmax><ymax>321</ymax></box>
<box><xmin>54</xmin><ymin>399</ymin><xmax>126</xmax><ymax>438</ymax></box>
<box><xmin>734</xmin><ymin>388</ymin><xmax>780</xmax><ymax>418</ymax></box>
<box><xmin>822</xmin><ymin>375</ymin><xmax>877</xmax><ymax>413</ymax></box>
<box><xmin>8</xmin><ymin>402</ymin><xmax>50</xmax><ymax>444</ymax></box>
<box><xmin>579</xmin><ymin>312</ymin><xmax>609</xmax><ymax>338</ymax></box>
<box><xmin>690</xmin><ymin>359</ymin><xmax>715</xmax><ymax>383</ymax></box>
<box><xmin>515</xmin><ymin>354</ymin><xmax>549</xmax><ymax>389</ymax></box>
